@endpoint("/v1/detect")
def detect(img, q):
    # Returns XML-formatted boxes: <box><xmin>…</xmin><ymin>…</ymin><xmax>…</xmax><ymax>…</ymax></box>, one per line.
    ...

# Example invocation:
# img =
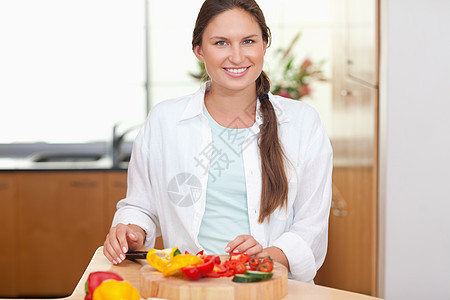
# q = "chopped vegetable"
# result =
<box><xmin>245</xmin><ymin>270</ymin><xmax>273</xmax><ymax>280</ymax></box>
<box><xmin>204</xmin><ymin>255</ymin><xmax>221</xmax><ymax>264</ymax></box>
<box><xmin>230</xmin><ymin>252</ymin><xmax>250</xmax><ymax>263</ymax></box>
<box><xmin>234</xmin><ymin>262</ymin><xmax>247</xmax><ymax>274</ymax></box>
<box><xmin>181</xmin><ymin>265</ymin><xmax>203</xmax><ymax>280</ymax></box>
<box><xmin>146</xmin><ymin>247</ymin><xmax>180</xmax><ymax>272</ymax></box>
<box><xmin>248</xmin><ymin>257</ymin><xmax>260</xmax><ymax>268</ymax></box>
<box><xmin>162</xmin><ymin>254</ymin><xmax>203</xmax><ymax>277</ymax></box>
<box><xmin>257</xmin><ymin>261</ymin><xmax>274</xmax><ymax>272</ymax></box>
<box><xmin>232</xmin><ymin>274</ymin><xmax>262</xmax><ymax>283</ymax></box>
<box><xmin>181</xmin><ymin>259</ymin><xmax>215</xmax><ymax>280</ymax></box>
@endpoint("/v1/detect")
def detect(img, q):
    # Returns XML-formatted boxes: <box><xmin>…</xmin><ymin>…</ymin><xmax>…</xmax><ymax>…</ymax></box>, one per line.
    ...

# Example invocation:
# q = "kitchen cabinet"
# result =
<box><xmin>0</xmin><ymin>174</ymin><xmax>17</xmax><ymax>296</ymax></box>
<box><xmin>314</xmin><ymin>0</ymin><xmax>379</xmax><ymax>296</ymax></box>
<box><xmin>15</xmin><ymin>172</ymin><xmax>106</xmax><ymax>296</ymax></box>
<box><xmin>0</xmin><ymin>170</ymin><xmax>131</xmax><ymax>298</ymax></box>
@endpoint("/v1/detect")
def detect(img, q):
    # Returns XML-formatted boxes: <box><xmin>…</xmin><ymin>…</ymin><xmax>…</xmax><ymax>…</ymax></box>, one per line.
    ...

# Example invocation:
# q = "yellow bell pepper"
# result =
<box><xmin>162</xmin><ymin>254</ymin><xmax>203</xmax><ymax>277</ymax></box>
<box><xmin>92</xmin><ymin>280</ymin><xmax>140</xmax><ymax>300</ymax></box>
<box><xmin>146</xmin><ymin>247</ymin><xmax>180</xmax><ymax>272</ymax></box>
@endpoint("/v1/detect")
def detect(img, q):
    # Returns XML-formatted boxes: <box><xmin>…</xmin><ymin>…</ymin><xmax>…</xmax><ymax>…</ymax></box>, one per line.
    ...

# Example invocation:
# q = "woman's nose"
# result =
<box><xmin>229</xmin><ymin>45</ymin><xmax>244</xmax><ymax>64</ymax></box>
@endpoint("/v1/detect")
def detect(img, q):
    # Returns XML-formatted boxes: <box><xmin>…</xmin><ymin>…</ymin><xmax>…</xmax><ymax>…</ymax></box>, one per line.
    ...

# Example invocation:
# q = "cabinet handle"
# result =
<box><xmin>331</xmin><ymin>183</ymin><xmax>348</xmax><ymax>217</ymax></box>
<box><xmin>340</xmin><ymin>89</ymin><xmax>359</xmax><ymax>97</ymax></box>
<box><xmin>331</xmin><ymin>199</ymin><xmax>348</xmax><ymax>217</ymax></box>
<box><xmin>70</xmin><ymin>181</ymin><xmax>98</xmax><ymax>188</ymax></box>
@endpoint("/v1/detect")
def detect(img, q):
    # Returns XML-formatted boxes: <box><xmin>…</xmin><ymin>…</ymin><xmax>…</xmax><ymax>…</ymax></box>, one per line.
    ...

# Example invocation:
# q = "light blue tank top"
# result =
<box><xmin>197</xmin><ymin>105</ymin><xmax>251</xmax><ymax>254</ymax></box>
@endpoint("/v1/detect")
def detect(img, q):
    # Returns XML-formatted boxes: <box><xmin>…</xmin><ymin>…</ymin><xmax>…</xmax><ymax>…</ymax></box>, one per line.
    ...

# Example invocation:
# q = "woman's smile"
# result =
<box><xmin>223</xmin><ymin>66</ymin><xmax>250</xmax><ymax>77</ymax></box>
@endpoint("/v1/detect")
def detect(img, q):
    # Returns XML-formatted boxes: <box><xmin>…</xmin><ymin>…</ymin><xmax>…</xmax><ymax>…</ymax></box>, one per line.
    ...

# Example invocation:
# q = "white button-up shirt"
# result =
<box><xmin>112</xmin><ymin>84</ymin><xmax>333</xmax><ymax>282</ymax></box>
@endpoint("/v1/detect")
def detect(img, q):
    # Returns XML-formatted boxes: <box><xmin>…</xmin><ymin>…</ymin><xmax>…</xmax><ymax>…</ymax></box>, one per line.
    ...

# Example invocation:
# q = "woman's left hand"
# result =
<box><xmin>224</xmin><ymin>235</ymin><xmax>263</xmax><ymax>256</ymax></box>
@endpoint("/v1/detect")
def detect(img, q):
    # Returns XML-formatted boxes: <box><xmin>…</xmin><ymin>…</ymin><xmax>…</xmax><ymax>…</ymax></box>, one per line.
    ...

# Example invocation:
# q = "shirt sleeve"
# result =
<box><xmin>272</xmin><ymin>118</ymin><xmax>333</xmax><ymax>283</ymax></box>
<box><xmin>111</xmin><ymin>120</ymin><xmax>160</xmax><ymax>248</ymax></box>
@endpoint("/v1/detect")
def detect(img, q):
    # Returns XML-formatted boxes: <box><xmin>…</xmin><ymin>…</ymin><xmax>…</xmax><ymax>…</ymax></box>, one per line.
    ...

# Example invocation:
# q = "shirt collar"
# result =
<box><xmin>178</xmin><ymin>81</ymin><xmax>290</xmax><ymax>125</ymax></box>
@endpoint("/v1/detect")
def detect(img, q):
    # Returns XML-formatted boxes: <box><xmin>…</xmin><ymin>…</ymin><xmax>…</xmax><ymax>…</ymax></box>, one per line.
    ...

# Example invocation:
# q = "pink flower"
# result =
<box><xmin>297</xmin><ymin>84</ymin><xmax>311</xmax><ymax>97</ymax></box>
<box><xmin>300</xmin><ymin>58</ymin><xmax>312</xmax><ymax>71</ymax></box>
<box><xmin>277</xmin><ymin>88</ymin><xmax>292</xmax><ymax>98</ymax></box>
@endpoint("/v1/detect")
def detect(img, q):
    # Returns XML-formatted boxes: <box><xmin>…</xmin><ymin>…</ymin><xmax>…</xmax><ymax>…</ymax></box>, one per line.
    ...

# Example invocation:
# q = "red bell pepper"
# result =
<box><xmin>181</xmin><ymin>259</ymin><xmax>215</xmax><ymax>280</ymax></box>
<box><xmin>181</xmin><ymin>265</ymin><xmax>202</xmax><ymax>280</ymax></box>
<box><xmin>204</xmin><ymin>255</ymin><xmax>221</xmax><ymax>264</ymax></box>
<box><xmin>229</xmin><ymin>252</ymin><xmax>250</xmax><ymax>263</ymax></box>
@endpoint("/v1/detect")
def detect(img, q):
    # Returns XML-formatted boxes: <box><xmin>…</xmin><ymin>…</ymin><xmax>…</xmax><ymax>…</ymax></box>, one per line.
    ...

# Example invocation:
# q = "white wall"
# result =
<box><xmin>379</xmin><ymin>0</ymin><xmax>450</xmax><ymax>299</ymax></box>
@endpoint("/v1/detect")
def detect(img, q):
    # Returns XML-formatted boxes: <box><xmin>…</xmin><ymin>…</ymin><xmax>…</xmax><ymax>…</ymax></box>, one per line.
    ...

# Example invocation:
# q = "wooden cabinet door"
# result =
<box><xmin>314</xmin><ymin>79</ymin><xmax>378</xmax><ymax>295</ymax></box>
<box><xmin>0</xmin><ymin>173</ymin><xmax>17</xmax><ymax>297</ymax></box>
<box><xmin>16</xmin><ymin>172</ymin><xmax>105</xmax><ymax>297</ymax></box>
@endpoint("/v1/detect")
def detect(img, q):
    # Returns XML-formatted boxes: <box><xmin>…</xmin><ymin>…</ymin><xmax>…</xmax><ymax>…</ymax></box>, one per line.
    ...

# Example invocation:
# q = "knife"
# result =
<box><xmin>125</xmin><ymin>250</ymin><xmax>148</xmax><ymax>259</ymax></box>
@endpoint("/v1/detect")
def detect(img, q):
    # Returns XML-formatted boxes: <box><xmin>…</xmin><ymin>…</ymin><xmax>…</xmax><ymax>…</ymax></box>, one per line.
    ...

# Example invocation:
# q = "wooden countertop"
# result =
<box><xmin>19</xmin><ymin>247</ymin><xmax>383</xmax><ymax>300</ymax></box>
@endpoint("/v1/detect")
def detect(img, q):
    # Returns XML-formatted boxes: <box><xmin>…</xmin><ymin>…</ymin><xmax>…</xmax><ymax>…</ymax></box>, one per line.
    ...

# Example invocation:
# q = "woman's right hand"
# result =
<box><xmin>103</xmin><ymin>223</ymin><xmax>145</xmax><ymax>264</ymax></box>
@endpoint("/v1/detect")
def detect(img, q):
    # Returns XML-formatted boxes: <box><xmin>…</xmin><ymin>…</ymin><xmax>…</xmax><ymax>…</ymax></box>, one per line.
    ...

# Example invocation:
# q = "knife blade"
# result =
<box><xmin>125</xmin><ymin>250</ymin><xmax>148</xmax><ymax>259</ymax></box>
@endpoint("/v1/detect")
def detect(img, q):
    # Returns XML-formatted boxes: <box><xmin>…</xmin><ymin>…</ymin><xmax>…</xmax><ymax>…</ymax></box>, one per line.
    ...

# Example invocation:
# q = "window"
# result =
<box><xmin>0</xmin><ymin>0</ymin><xmax>146</xmax><ymax>143</ymax></box>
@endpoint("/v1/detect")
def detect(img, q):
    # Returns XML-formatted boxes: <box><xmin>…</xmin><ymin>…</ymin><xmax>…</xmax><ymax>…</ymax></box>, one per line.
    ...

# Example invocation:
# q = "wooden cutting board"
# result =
<box><xmin>140</xmin><ymin>259</ymin><xmax>288</xmax><ymax>300</ymax></box>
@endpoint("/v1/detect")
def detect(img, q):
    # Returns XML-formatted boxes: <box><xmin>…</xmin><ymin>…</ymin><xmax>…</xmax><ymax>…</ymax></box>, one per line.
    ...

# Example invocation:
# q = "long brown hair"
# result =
<box><xmin>192</xmin><ymin>0</ymin><xmax>289</xmax><ymax>223</ymax></box>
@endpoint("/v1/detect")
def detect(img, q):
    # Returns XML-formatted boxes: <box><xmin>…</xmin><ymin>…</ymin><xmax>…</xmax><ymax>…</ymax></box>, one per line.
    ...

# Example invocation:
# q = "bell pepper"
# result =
<box><xmin>92</xmin><ymin>279</ymin><xmax>140</xmax><ymax>300</ymax></box>
<box><xmin>181</xmin><ymin>265</ymin><xmax>202</xmax><ymax>280</ymax></box>
<box><xmin>181</xmin><ymin>259</ymin><xmax>215</xmax><ymax>280</ymax></box>
<box><xmin>230</xmin><ymin>252</ymin><xmax>250</xmax><ymax>263</ymax></box>
<box><xmin>84</xmin><ymin>271</ymin><xmax>123</xmax><ymax>300</ymax></box>
<box><xmin>146</xmin><ymin>247</ymin><xmax>180</xmax><ymax>272</ymax></box>
<box><xmin>204</xmin><ymin>255</ymin><xmax>221</xmax><ymax>264</ymax></box>
<box><xmin>162</xmin><ymin>254</ymin><xmax>203</xmax><ymax>277</ymax></box>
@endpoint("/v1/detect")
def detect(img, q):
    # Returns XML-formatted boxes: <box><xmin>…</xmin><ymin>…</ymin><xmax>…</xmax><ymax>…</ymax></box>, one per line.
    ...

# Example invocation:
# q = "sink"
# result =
<box><xmin>24</xmin><ymin>152</ymin><xmax>117</xmax><ymax>170</ymax></box>
<box><xmin>30</xmin><ymin>152</ymin><xmax>103</xmax><ymax>163</ymax></box>
<box><xmin>0</xmin><ymin>142</ymin><xmax>132</xmax><ymax>170</ymax></box>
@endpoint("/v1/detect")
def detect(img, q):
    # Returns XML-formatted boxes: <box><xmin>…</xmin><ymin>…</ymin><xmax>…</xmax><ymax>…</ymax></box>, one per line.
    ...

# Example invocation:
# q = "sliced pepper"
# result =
<box><xmin>181</xmin><ymin>265</ymin><xmax>202</xmax><ymax>280</ymax></box>
<box><xmin>230</xmin><ymin>252</ymin><xmax>250</xmax><ymax>264</ymax></box>
<box><xmin>92</xmin><ymin>280</ymin><xmax>140</xmax><ymax>300</ymax></box>
<box><xmin>146</xmin><ymin>247</ymin><xmax>180</xmax><ymax>272</ymax></box>
<box><xmin>162</xmin><ymin>254</ymin><xmax>203</xmax><ymax>277</ymax></box>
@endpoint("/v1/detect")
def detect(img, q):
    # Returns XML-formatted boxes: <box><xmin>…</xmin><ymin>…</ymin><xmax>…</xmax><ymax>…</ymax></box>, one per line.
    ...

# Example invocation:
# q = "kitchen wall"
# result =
<box><xmin>379</xmin><ymin>0</ymin><xmax>450</xmax><ymax>299</ymax></box>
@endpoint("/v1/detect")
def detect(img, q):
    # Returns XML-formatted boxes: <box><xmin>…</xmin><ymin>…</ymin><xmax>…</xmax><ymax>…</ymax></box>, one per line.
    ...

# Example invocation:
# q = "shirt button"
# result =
<box><xmin>253</xmin><ymin>209</ymin><xmax>257</xmax><ymax>215</ymax></box>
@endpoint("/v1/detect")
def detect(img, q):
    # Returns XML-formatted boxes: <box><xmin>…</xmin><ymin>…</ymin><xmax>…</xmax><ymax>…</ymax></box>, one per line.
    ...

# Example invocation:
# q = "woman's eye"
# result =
<box><xmin>243</xmin><ymin>39</ymin><xmax>254</xmax><ymax>45</ymax></box>
<box><xmin>216</xmin><ymin>41</ymin><xmax>227</xmax><ymax>46</ymax></box>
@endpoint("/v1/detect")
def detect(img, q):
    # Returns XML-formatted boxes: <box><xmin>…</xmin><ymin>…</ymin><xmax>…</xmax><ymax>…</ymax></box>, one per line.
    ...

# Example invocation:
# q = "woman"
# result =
<box><xmin>103</xmin><ymin>0</ymin><xmax>332</xmax><ymax>283</ymax></box>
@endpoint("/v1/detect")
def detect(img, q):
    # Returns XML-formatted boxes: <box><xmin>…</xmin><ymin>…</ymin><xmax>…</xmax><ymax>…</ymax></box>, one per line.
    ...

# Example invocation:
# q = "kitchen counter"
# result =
<box><xmin>0</xmin><ymin>157</ymin><xmax>128</xmax><ymax>171</ymax></box>
<box><xmin>11</xmin><ymin>247</ymin><xmax>383</xmax><ymax>300</ymax></box>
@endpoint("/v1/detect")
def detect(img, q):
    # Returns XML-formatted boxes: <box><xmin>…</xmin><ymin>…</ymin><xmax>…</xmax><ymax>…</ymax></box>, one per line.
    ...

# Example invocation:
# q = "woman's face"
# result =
<box><xmin>194</xmin><ymin>8</ymin><xmax>267</xmax><ymax>96</ymax></box>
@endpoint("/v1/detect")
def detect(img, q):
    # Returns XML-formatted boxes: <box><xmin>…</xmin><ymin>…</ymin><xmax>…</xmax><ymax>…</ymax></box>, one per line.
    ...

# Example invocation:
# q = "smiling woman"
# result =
<box><xmin>103</xmin><ymin>0</ymin><xmax>333</xmax><ymax>285</ymax></box>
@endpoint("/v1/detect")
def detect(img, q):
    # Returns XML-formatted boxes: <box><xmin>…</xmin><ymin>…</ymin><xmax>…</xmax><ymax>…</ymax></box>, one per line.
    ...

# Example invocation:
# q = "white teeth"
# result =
<box><xmin>226</xmin><ymin>67</ymin><xmax>247</xmax><ymax>74</ymax></box>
